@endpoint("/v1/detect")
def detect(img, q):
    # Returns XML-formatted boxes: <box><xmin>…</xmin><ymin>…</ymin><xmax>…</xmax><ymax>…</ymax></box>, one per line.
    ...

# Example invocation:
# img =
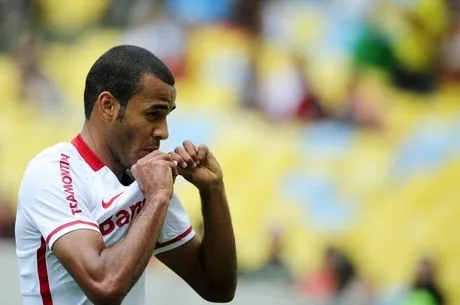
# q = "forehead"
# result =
<box><xmin>135</xmin><ymin>74</ymin><xmax>176</xmax><ymax>106</ymax></box>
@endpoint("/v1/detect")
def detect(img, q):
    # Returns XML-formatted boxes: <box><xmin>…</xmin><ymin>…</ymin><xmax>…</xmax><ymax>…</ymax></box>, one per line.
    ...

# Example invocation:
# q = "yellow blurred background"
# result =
<box><xmin>0</xmin><ymin>0</ymin><xmax>459</xmax><ymax>304</ymax></box>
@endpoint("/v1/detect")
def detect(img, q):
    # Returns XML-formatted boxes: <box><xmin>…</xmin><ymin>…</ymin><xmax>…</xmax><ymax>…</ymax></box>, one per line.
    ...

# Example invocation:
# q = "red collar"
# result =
<box><xmin>71</xmin><ymin>134</ymin><xmax>105</xmax><ymax>171</ymax></box>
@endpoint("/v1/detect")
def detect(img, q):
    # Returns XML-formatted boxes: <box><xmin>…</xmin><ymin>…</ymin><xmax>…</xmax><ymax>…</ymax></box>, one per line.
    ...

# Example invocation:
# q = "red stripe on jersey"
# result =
<box><xmin>46</xmin><ymin>220</ymin><xmax>100</xmax><ymax>245</ymax></box>
<box><xmin>37</xmin><ymin>237</ymin><xmax>53</xmax><ymax>305</ymax></box>
<box><xmin>156</xmin><ymin>226</ymin><xmax>193</xmax><ymax>249</ymax></box>
<box><xmin>71</xmin><ymin>134</ymin><xmax>104</xmax><ymax>171</ymax></box>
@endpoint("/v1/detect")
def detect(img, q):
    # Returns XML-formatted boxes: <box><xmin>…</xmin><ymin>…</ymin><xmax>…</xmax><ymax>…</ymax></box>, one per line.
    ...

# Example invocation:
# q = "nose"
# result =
<box><xmin>152</xmin><ymin>119</ymin><xmax>169</xmax><ymax>141</ymax></box>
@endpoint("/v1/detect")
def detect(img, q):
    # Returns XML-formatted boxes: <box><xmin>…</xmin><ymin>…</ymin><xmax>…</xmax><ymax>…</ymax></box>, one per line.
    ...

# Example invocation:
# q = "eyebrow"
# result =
<box><xmin>147</xmin><ymin>103</ymin><xmax>176</xmax><ymax>112</ymax></box>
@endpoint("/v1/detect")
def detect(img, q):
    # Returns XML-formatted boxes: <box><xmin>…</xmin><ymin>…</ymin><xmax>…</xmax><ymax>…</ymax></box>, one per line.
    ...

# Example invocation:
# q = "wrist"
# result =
<box><xmin>198</xmin><ymin>180</ymin><xmax>225</xmax><ymax>194</ymax></box>
<box><xmin>145</xmin><ymin>191</ymin><xmax>171</xmax><ymax>204</ymax></box>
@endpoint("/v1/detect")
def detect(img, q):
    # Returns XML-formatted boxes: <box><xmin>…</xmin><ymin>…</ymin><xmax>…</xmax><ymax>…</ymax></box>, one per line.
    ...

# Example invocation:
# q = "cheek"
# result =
<box><xmin>116</xmin><ymin>118</ymin><xmax>154</xmax><ymax>154</ymax></box>
<box><xmin>136</xmin><ymin>120</ymin><xmax>157</xmax><ymax>142</ymax></box>
<box><xmin>125</xmin><ymin>124</ymin><xmax>153</xmax><ymax>157</ymax></box>
<box><xmin>123</xmin><ymin>126</ymin><xmax>137</xmax><ymax>144</ymax></box>
<box><xmin>112</xmin><ymin>123</ymin><xmax>136</xmax><ymax>154</ymax></box>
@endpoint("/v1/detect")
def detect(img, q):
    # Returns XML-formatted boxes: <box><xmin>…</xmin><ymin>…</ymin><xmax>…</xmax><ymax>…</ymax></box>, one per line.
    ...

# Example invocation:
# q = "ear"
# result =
<box><xmin>96</xmin><ymin>91</ymin><xmax>119</xmax><ymax>121</ymax></box>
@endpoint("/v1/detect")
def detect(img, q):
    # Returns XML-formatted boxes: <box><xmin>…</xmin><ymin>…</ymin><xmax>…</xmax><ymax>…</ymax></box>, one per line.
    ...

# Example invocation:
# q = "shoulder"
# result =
<box><xmin>23</xmin><ymin>142</ymin><xmax>82</xmax><ymax>178</ymax></box>
<box><xmin>19</xmin><ymin>142</ymin><xmax>88</xmax><ymax>200</ymax></box>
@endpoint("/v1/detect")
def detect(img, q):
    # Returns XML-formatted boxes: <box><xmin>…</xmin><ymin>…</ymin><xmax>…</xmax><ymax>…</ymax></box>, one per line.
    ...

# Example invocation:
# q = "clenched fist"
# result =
<box><xmin>168</xmin><ymin>140</ymin><xmax>223</xmax><ymax>191</ymax></box>
<box><xmin>131</xmin><ymin>150</ymin><xmax>178</xmax><ymax>201</ymax></box>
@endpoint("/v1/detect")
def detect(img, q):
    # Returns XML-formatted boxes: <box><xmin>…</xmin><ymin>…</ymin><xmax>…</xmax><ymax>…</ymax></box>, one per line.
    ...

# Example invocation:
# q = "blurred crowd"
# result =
<box><xmin>1</xmin><ymin>0</ymin><xmax>459</xmax><ymax>304</ymax></box>
<box><xmin>242</xmin><ymin>232</ymin><xmax>447</xmax><ymax>305</ymax></box>
<box><xmin>1</xmin><ymin>0</ymin><xmax>459</xmax><ymax>122</ymax></box>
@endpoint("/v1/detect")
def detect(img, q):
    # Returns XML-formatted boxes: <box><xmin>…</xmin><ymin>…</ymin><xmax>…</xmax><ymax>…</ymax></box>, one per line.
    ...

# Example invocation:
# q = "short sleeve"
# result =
<box><xmin>153</xmin><ymin>194</ymin><xmax>195</xmax><ymax>255</ymax></box>
<box><xmin>18</xmin><ymin>152</ymin><xmax>101</xmax><ymax>249</ymax></box>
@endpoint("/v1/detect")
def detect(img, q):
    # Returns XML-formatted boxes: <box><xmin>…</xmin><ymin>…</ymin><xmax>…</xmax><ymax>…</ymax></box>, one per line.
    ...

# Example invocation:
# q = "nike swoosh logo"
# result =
<box><xmin>102</xmin><ymin>192</ymin><xmax>124</xmax><ymax>209</ymax></box>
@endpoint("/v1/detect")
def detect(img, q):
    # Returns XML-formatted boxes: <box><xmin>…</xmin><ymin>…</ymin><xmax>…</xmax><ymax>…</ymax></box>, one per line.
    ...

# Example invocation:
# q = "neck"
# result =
<box><xmin>80</xmin><ymin>122</ymin><xmax>125</xmax><ymax>179</ymax></box>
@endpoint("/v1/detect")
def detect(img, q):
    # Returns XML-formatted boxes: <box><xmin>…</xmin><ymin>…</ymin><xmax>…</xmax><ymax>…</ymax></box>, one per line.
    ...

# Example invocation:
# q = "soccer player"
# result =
<box><xmin>15</xmin><ymin>45</ymin><xmax>237</xmax><ymax>305</ymax></box>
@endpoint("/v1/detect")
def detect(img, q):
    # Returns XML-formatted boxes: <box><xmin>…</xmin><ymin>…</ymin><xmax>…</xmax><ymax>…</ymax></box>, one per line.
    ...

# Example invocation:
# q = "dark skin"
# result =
<box><xmin>51</xmin><ymin>75</ymin><xmax>237</xmax><ymax>304</ymax></box>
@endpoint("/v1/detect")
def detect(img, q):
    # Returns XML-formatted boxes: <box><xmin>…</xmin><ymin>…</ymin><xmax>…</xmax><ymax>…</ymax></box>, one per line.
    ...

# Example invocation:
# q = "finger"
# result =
<box><xmin>145</xmin><ymin>151</ymin><xmax>174</xmax><ymax>163</ymax></box>
<box><xmin>171</xmin><ymin>162</ymin><xmax>179</xmax><ymax>182</ymax></box>
<box><xmin>168</xmin><ymin>151</ymin><xmax>187</xmax><ymax>169</ymax></box>
<box><xmin>163</xmin><ymin>160</ymin><xmax>178</xmax><ymax>179</ymax></box>
<box><xmin>167</xmin><ymin>159</ymin><xmax>179</xmax><ymax>185</ymax></box>
<box><xmin>174</xmin><ymin>146</ymin><xmax>196</xmax><ymax>168</ymax></box>
<box><xmin>183</xmin><ymin>140</ymin><xmax>200</xmax><ymax>164</ymax></box>
<box><xmin>197</xmin><ymin>144</ymin><xmax>208</xmax><ymax>162</ymax></box>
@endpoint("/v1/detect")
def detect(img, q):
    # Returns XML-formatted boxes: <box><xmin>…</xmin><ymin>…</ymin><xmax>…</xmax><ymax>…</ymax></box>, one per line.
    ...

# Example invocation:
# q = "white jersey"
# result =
<box><xmin>15</xmin><ymin>134</ymin><xmax>195</xmax><ymax>305</ymax></box>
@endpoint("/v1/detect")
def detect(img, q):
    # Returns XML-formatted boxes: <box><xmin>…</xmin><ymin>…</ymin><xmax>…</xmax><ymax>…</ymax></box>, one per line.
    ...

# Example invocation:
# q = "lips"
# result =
<box><xmin>143</xmin><ymin>147</ymin><xmax>158</xmax><ymax>154</ymax></box>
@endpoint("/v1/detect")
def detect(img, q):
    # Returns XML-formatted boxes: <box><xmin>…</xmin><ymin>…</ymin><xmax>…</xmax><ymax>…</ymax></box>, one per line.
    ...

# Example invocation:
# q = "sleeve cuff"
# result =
<box><xmin>46</xmin><ymin>220</ymin><xmax>101</xmax><ymax>248</ymax></box>
<box><xmin>153</xmin><ymin>226</ymin><xmax>195</xmax><ymax>256</ymax></box>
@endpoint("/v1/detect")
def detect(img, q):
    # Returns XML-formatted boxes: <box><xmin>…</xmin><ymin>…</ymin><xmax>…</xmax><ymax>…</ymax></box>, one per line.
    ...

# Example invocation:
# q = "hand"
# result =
<box><xmin>169</xmin><ymin>140</ymin><xmax>223</xmax><ymax>191</ymax></box>
<box><xmin>131</xmin><ymin>151</ymin><xmax>178</xmax><ymax>200</ymax></box>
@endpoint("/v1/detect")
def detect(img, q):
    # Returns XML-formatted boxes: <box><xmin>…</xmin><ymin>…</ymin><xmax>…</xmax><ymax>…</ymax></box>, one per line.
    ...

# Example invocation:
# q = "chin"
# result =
<box><xmin>138</xmin><ymin>150</ymin><xmax>149</xmax><ymax>160</ymax></box>
<box><xmin>120</xmin><ymin>155</ymin><xmax>136</xmax><ymax>171</ymax></box>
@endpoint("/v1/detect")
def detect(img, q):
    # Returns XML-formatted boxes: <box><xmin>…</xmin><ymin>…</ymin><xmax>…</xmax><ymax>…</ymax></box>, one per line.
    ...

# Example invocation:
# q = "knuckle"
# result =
<box><xmin>159</xmin><ymin>160</ymin><xmax>170</xmax><ymax>167</ymax></box>
<box><xmin>152</xmin><ymin>154</ymin><xmax>166</xmax><ymax>161</ymax></box>
<box><xmin>154</xmin><ymin>159</ymin><xmax>165</xmax><ymax>165</ymax></box>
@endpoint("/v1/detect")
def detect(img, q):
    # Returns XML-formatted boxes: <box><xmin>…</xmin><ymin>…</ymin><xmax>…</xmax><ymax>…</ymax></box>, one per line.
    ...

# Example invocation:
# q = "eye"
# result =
<box><xmin>147</xmin><ymin>112</ymin><xmax>160</xmax><ymax>119</ymax></box>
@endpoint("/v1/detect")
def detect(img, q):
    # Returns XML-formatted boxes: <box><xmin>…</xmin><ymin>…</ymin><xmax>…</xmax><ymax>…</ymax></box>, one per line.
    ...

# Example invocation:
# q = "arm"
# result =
<box><xmin>157</xmin><ymin>182</ymin><xmax>236</xmax><ymax>302</ymax></box>
<box><xmin>159</xmin><ymin>141</ymin><xmax>237</xmax><ymax>302</ymax></box>
<box><xmin>198</xmin><ymin>182</ymin><xmax>237</xmax><ymax>294</ymax></box>
<box><xmin>23</xmin><ymin>151</ymin><xmax>176</xmax><ymax>305</ymax></box>
<box><xmin>53</xmin><ymin>195</ymin><xmax>169</xmax><ymax>305</ymax></box>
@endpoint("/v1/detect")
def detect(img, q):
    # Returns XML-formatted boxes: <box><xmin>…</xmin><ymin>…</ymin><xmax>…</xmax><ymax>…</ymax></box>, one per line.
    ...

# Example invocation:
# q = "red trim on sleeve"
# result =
<box><xmin>156</xmin><ymin>226</ymin><xmax>193</xmax><ymax>249</ymax></box>
<box><xmin>37</xmin><ymin>237</ymin><xmax>53</xmax><ymax>305</ymax></box>
<box><xmin>71</xmin><ymin>134</ymin><xmax>105</xmax><ymax>171</ymax></box>
<box><xmin>45</xmin><ymin>220</ymin><xmax>100</xmax><ymax>245</ymax></box>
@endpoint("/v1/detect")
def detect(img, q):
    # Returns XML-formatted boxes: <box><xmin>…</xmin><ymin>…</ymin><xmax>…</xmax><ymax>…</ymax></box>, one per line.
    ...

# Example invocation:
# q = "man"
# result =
<box><xmin>15</xmin><ymin>45</ymin><xmax>237</xmax><ymax>305</ymax></box>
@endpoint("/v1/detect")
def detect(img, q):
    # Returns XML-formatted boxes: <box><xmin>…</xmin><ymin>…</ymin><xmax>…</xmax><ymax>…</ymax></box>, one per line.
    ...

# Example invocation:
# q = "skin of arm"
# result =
<box><xmin>158</xmin><ymin>141</ymin><xmax>237</xmax><ymax>302</ymax></box>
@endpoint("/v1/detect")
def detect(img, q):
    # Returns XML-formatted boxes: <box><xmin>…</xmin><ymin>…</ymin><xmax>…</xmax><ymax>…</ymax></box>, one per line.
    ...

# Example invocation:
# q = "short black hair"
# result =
<box><xmin>83</xmin><ymin>45</ymin><xmax>175</xmax><ymax>119</ymax></box>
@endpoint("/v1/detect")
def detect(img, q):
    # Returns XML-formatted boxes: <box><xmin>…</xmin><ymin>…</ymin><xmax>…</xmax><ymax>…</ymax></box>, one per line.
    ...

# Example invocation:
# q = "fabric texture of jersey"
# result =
<box><xmin>15</xmin><ymin>135</ymin><xmax>195</xmax><ymax>305</ymax></box>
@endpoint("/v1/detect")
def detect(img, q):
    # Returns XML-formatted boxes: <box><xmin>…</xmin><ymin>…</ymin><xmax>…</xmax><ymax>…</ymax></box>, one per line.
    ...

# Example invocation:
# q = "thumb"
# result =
<box><xmin>130</xmin><ymin>164</ymin><xmax>140</xmax><ymax>181</ymax></box>
<box><xmin>172</xmin><ymin>162</ymin><xmax>179</xmax><ymax>183</ymax></box>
